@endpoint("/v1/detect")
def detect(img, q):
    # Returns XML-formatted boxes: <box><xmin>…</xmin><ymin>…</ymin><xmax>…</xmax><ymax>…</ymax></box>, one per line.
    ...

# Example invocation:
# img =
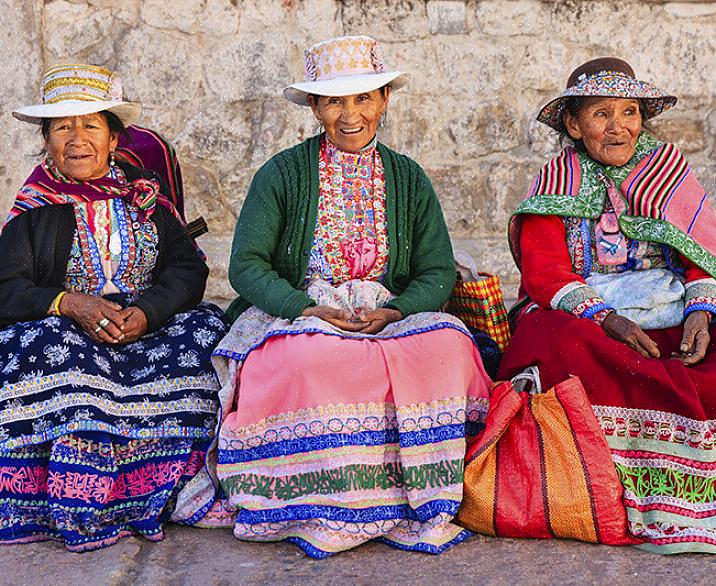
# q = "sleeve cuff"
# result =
<box><xmin>685</xmin><ymin>278</ymin><xmax>716</xmax><ymax>317</ymax></box>
<box><xmin>552</xmin><ymin>282</ymin><xmax>615</xmax><ymax>322</ymax></box>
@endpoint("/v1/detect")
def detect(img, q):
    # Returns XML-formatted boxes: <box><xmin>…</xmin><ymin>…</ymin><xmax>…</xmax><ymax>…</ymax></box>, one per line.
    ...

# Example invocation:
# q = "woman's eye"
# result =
<box><xmin>327</xmin><ymin>97</ymin><xmax>341</xmax><ymax>104</ymax></box>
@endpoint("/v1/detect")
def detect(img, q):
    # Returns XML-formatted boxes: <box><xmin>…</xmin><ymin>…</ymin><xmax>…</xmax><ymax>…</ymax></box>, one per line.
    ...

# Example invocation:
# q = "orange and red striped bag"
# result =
<box><xmin>445</xmin><ymin>274</ymin><xmax>510</xmax><ymax>351</ymax></box>
<box><xmin>456</xmin><ymin>368</ymin><xmax>638</xmax><ymax>545</ymax></box>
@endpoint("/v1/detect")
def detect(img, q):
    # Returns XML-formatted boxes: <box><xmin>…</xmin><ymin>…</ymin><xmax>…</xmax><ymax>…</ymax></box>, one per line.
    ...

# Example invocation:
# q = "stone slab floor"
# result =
<box><xmin>2</xmin><ymin>525</ymin><xmax>715</xmax><ymax>586</ymax></box>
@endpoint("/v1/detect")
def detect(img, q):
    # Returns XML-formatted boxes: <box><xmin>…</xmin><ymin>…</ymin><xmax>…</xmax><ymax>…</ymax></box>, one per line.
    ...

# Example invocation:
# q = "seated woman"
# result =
<box><xmin>178</xmin><ymin>36</ymin><xmax>492</xmax><ymax>558</ymax></box>
<box><xmin>0</xmin><ymin>64</ymin><xmax>227</xmax><ymax>551</ymax></box>
<box><xmin>500</xmin><ymin>58</ymin><xmax>716</xmax><ymax>553</ymax></box>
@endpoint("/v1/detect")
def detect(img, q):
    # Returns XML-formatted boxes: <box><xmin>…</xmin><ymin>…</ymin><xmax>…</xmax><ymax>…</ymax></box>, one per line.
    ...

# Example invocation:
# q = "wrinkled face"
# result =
<box><xmin>45</xmin><ymin>113</ymin><xmax>118</xmax><ymax>180</ymax></box>
<box><xmin>563</xmin><ymin>97</ymin><xmax>642</xmax><ymax>166</ymax></box>
<box><xmin>308</xmin><ymin>88</ymin><xmax>390</xmax><ymax>152</ymax></box>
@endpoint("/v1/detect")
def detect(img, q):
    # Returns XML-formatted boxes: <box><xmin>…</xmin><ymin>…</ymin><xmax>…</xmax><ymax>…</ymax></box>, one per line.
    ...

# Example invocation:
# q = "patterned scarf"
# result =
<box><xmin>5</xmin><ymin>159</ymin><xmax>182</xmax><ymax>229</ymax></box>
<box><xmin>509</xmin><ymin>132</ymin><xmax>716</xmax><ymax>277</ymax></box>
<box><xmin>116</xmin><ymin>125</ymin><xmax>185</xmax><ymax>222</ymax></box>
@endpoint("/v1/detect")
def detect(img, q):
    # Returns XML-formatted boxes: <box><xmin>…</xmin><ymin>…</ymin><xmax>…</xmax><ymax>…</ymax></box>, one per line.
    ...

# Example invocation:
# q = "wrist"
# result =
<box><xmin>598</xmin><ymin>309</ymin><xmax>617</xmax><ymax>328</ymax></box>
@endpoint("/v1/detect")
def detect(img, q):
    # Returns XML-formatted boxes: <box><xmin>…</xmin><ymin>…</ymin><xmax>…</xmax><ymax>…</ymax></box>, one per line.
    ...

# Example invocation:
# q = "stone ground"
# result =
<box><xmin>2</xmin><ymin>525</ymin><xmax>716</xmax><ymax>585</ymax></box>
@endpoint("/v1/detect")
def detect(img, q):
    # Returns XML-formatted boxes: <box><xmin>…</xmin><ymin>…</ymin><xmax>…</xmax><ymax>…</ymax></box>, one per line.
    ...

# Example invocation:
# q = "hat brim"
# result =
<box><xmin>283</xmin><ymin>71</ymin><xmax>409</xmax><ymax>106</ymax></box>
<box><xmin>537</xmin><ymin>76</ymin><xmax>677</xmax><ymax>133</ymax></box>
<box><xmin>12</xmin><ymin>100</ymin><xmax>141</xmax><ymax>126</ymax></box>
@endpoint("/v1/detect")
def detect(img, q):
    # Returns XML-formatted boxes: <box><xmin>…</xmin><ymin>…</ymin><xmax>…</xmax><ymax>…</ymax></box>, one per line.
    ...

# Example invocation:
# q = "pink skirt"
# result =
<box><xmin>191</xmin><ymin>307</ymin><xmax>491</xmax><ymax>558</ymax></box>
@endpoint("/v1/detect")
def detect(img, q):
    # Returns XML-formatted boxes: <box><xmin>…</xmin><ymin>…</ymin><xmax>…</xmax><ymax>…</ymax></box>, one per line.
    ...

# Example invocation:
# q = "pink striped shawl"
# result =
<box><xmin>510</xmin><ymin>143</ymin><xmax>716</xmax><ymax>277</ymax></box>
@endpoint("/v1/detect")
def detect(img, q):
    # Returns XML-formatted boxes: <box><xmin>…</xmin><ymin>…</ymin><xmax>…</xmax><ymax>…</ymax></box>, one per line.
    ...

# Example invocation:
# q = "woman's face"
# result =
<box><xmin>563</xmin><ymin>97</ymin><xmax>642</xmax><ymax>166</ymax></box>
<box><xmin>308</xmin><ymin>87</ymin><xmax>390</xmax><ymax>152</ymax></box>
<box><xmin>45</xmin><ymin>113</ymin><xmax>118</xmax><ymax>180</ymax></box>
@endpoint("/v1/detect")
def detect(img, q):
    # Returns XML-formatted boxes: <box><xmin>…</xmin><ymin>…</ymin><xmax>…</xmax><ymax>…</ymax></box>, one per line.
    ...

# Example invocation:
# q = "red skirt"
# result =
<box><xmin>499</xmin><ymin>309</ymin><xmax>716</xmax><ymax>554</ymax></box>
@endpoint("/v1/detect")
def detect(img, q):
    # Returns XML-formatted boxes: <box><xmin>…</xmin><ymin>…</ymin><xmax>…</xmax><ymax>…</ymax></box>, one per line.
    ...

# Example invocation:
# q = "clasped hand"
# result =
<box><xmin>602</xmin><ymin>310</ymin><xmax>710</xmax><ymax>366</ymax></box>
<box><xmin>59</xmin><ymin>292</ymin><xmax>148</xmax><ymax>344</ymax></box>
<box><xmin>301</xmin><ymin>305</ymin><xmax>403</xmax><ymax>334</ymax></box>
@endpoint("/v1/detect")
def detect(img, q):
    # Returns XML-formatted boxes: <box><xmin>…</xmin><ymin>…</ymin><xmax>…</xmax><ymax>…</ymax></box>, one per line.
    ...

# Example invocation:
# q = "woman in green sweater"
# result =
<box><xmin>179</xmin><ymin>36</ymin><xmax>492</xmax><ymax>558</ymax></box>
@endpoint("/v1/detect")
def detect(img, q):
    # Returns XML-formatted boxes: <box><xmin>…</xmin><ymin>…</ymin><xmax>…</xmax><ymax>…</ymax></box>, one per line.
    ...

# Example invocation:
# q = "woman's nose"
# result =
<box><xmin>606</xmin><ymin>115</ymin><xmax>625</xmax><ymax>133</ymax></box>
<box><xmin>67</xmin><ymin>127</ymin><xmax>89</xmax><ymax>144</ymax></box>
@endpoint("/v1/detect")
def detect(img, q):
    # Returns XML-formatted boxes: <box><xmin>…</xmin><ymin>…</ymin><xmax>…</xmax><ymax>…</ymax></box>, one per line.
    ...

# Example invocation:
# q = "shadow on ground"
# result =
<box><xmin>2</xmin><ymin>525</ymin><xmax>715</xmax><ymax>586</ymax></box>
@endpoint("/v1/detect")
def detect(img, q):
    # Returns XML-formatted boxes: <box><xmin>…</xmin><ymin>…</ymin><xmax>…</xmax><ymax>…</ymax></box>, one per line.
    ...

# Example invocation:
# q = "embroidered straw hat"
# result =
<box><xmin>283</xmin><ymin>35</ymin><xmax>409</xmax><ymax>106</ymax></box>
<box><xmin>13</xmin><ymin>64</ymin><xmax>141</xmax><ymax>126</ymax></box>
<box><xmin>537</xmin><ymin>57</ymin><xmax>676</xmax><ymax>133</ymax></box>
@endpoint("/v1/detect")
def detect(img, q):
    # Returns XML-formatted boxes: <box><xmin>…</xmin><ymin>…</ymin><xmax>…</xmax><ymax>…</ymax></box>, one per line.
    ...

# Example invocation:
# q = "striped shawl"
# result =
<box><xmin>509</xmin><ymin>140</ymin><xmax>716</xmax><ymax>277</ymax></box>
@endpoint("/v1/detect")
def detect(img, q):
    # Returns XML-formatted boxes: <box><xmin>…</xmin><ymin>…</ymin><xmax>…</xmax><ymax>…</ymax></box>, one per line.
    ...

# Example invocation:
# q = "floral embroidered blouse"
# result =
<box><xmin>304</xmin><ymin>135</ymin><xmax>389</xmax><ymax>285</ymax></box>
<box><xmin>64</xmin><ymin>165</ymin><xmax>159</xmax><ymax>296</ymax></box>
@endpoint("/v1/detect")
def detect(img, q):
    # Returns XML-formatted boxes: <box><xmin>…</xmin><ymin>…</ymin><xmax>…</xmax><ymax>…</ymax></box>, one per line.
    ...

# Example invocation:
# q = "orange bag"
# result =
<box><xmin>445</xmin><ymin>273</ymin><xmax>510</xmax><ymax>351</ymax></box>
<box><xmin>456</xmin><ymin>367</ymin><xmax>638</xmax><ymax>545</ymax></box>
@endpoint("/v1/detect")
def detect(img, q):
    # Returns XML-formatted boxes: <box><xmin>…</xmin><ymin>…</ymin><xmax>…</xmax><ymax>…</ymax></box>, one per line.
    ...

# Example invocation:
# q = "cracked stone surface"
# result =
<box><xmin>2</xmin><ymin>525</ymin><xmax>716</xmax><ymax>586</ymax></box>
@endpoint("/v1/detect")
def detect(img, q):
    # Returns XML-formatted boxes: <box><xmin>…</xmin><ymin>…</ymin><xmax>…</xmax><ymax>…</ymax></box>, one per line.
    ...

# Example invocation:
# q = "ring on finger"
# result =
<box><xmin>98</xmin><ymin>317</ymin><xmax>110</xmax><ymax>328</ymax></box>
<box><xmin>93</xmin><ymin>325</ymin><xmax>103</xmax><ymax>333</ymax></box>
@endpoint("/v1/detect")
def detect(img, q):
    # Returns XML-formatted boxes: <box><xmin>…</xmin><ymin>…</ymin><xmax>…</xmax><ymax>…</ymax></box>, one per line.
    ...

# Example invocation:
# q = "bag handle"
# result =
<box><xmin>510</xmin><ymin>365</ymin><xmax>543</xmax><ymax>394</ymax></box>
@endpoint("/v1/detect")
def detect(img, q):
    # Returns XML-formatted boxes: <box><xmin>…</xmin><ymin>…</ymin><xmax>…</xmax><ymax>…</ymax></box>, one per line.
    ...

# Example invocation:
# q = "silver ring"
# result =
<box><xmin>98</xmin><ymin>317</ymin><xmax>110</xmax><ymax>328</ymax></box>
<box><xmin>93</xmin><ymin>325</ymin><xmax>103</xmax><ymax>333</ymax></box>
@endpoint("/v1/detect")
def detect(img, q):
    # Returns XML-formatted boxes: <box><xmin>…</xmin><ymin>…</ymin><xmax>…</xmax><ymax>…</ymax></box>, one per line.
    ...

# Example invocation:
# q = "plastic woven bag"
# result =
<box><xmin>456</xmin><ymin>367</ymin><xmax>638</xmax><ymax>545</ymax></box>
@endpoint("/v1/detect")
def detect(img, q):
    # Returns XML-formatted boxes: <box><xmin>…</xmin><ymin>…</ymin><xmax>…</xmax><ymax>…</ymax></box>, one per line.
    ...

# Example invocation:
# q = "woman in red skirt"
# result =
<box><xmin>500</xmin><ymin>57</ymin><xmax>716</xmax><ymax>553</ymax></box>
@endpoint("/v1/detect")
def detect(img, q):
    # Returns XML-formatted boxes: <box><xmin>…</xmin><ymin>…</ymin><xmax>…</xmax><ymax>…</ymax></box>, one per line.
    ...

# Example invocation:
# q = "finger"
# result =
<box><xmin>360</xmin><ymin>320</ymin><xmax>386</xmax><ymax>334</ymax></box>
<box><xmin>683</xmin><ymin>331</ymin><xmax>710</xmax><ymax>366</ymax></box>
<box><xmin>680</xmin><ymin>324</ymin><xmax>697</xmax><ymax>354</ymax></box>
<box><xmin>329</xmin><ymin>318</ymin><xmax>370</xmax><ymax>332</ymax></box>
<box><xmin>635</xmin><ymin>331</ymin><xmax>660</xmax><ymax>358</ymax></box>
<box><xmin>98</xmin><ymin>298</ymin><xmax>124</xmax><ymax>312</ymax></box>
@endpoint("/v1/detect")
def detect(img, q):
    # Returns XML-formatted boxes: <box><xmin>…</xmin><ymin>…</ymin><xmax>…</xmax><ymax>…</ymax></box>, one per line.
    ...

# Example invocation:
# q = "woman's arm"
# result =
<box><xmin>520</xmin><ymin>214</ymin><xmax>613</xmax><ymax>324</ymax></box>
<box><xmin>228</xmin><ymin>161</ymin><xmax>315</xmax><ymax>319</ymax></box>
<box><xmin>0</xmin><ymin>211</ymin><xmax>64</xmax><ymax>325</ymax></box>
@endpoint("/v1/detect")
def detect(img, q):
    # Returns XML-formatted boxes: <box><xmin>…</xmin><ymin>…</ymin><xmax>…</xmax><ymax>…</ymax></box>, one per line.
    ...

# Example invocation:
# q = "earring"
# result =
<box><xmin>110</xmin><ymin>151</ymin><xmax>116</xmax><ymax>165</ymax></box>
<box><xmin>314</xmin><ymin>120</ymin><xmax>324</xmax><ymax>134</ymax></box>
<box><xmin>379</xmin><ymin>111</ymin><xmax>388</xmax><ymax>129</ymax></box>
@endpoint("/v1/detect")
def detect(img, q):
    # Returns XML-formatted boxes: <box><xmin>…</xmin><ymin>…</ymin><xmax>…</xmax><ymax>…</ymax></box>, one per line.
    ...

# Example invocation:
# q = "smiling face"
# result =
<box><xmin>308</xmin><ymin>87</ymin><xmax>390</xmax><ymax>152</ymax></box>
<box><xmin>45</xmin><ymin>113</ymin><xmax>118</xmax><ymax>180</ymax></box>
<box><xmin>563</xmin><ymin>97</ymin><xmax>643</xmax><ymax>166</ymax></box>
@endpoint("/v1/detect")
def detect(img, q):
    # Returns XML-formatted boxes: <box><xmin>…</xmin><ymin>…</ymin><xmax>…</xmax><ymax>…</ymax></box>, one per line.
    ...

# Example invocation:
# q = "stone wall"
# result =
<box><xmin>2</xmin><ymin>0</ymin><xmax>716</xmax><ymax>304</ymax></box>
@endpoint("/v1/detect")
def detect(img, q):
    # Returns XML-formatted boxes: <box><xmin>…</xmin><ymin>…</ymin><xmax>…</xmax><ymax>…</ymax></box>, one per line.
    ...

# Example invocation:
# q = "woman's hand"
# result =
<box><xmin>301</xmin><ymin>305</ymin><xmax>369</xmax><ymax>332</ymax></box>
<box><xmin>59</xmin><ymin>292</ymin><xmax>126</xmax><ymax>343</ymax></box>
<box><xmin>357</xmin><ymin>308</ymin><xmax>403</xmax><ymax>334</ymax></box>
<box><xmin>116</xmin><ymin>306</ymin><xmax>149</xmax><ymax>344</ymax></box>
<box><xmin>601</xmin><ymin>312</ymin><xmax>660</xmax><ymax>359</ymax></box>
<box><xmin>677</xmin><ymin>310</ymin><xmax>711</xmax><ymax>366</ymax></box>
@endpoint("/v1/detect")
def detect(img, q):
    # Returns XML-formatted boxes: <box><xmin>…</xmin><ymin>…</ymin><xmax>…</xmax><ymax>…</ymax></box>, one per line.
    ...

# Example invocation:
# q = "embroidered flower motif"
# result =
<box><xmin>20</xmin><ymin>327</ymin><xmax>43</xmax><ymax>348</ymax></box>
<box><xmin>166</xmin><ymin>324</ymin><xmax>186</xmax><ymax>337</ymax></box>
<box><xmin>130</xmin><ymin>364</ymin><xmax>156</xmax><ymax>381</ymax></box>
<box><xmin>43</xmin><ymin>344</ymin><xmax>71</xmax><ymax>367</ymax></box>
<box><xmin>178</xmin><ymin>350</ymin><xmax>200</xmax><ymax>369</ymax></box>
<box><xmin>1</xmin><ymin>354</ymin><xmax>20</xmax><ymax>375</ymax></box>
<box><xmin>192</xmin><ymin>328</ymin><xmax>217</xmax><ymax>348</ymax></box>
<box><xmin>93</xmin><ymin>354</ymin><xmax>112</xmax><ymax>375</ymax></box>
<box><xmin>62</xmin><ymin>331</ymin><xmax>86</xmax><ymax>346</ymax></box>
<box><xmin>0</xmin><ymin>329</ymin><xmax>16</xmax><ymax>344</ymax></box>
<box><xmin>146</xmin><ymin>344</ymin><xmax>172</xmax><ymax>362</ymax></box>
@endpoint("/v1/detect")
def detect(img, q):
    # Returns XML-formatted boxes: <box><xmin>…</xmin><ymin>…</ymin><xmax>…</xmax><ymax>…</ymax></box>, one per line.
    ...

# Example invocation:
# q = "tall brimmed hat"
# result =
<box><xmin>537</xmin><ymin>57</ymin><xmax>677</xmax><ymax>133</ymax></box>
<box><xmin>283</xmin><ymin>35</ymin><xmax>409</xmax><ymax>106</ymax></box>
<box><xmin>13</xmin><ymin>64</ymin><xmax>141</xmax><ymax>126</ymax></box>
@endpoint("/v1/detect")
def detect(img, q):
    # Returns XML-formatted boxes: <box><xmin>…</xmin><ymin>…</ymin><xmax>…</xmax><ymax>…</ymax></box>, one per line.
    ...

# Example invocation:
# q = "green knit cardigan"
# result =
<box><xmin>226</xmin><ymin>135</ymin><xmax>455</xmax><ymax>323</ymax></box>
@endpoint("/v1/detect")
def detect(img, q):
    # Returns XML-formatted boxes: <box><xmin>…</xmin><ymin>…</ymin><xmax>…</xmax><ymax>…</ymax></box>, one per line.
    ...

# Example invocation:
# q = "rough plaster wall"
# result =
<box><xmin>1</xmin><ymin>0</ymin><xmax>715</xmax><ymax>303</ymax></box>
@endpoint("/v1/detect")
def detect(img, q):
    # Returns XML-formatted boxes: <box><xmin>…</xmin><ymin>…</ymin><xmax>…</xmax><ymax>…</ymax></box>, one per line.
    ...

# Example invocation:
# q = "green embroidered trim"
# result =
<box><xmin>619</xmin><ymin>216</ymin><xmax>716</xmax><ymax>278</ymax></box>
<box><xmin>511</xmin><ymin>131</ymin><xmax>716</xmax><ymax>278</ymax></box>
<box><xmin>224</xmin><ymin>459</ymin><xmax>465</xmax><ymax>500</ymax></box>
<box><xmin>615</xmin><ymin>462</ymin><xmax>716</xmax><ymax>504</ymax></box>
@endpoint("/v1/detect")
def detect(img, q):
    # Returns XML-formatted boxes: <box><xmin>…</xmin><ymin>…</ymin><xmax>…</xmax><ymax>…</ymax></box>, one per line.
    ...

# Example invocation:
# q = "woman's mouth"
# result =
<box><xmin>340</xmin><ymin>127</ymin><xmax>363</xmax><ymax>135</ymax></box>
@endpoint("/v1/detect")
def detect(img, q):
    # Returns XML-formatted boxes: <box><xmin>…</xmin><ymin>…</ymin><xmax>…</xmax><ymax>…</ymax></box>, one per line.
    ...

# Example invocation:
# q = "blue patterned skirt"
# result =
<box><xmin>0</xmin><ymin>300</ymin><xmax>227</xmax><ymax>551</ymax></box>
